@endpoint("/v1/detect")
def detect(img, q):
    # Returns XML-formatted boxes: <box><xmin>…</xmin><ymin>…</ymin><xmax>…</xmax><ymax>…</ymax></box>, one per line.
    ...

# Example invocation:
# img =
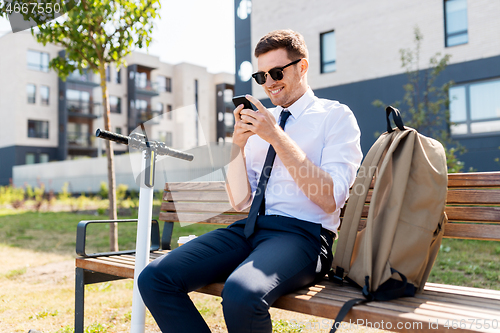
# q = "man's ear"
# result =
<box><xmin>299</xmin><ymin>58</ymin><xmax>309</xmax><ymax>76</ymax></box>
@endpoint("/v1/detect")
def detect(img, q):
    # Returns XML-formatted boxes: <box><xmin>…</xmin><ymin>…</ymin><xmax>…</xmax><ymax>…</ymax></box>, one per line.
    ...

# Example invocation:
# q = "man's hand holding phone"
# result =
<box><xmin>232</xmin><ymin>95</ymin><xmax>257</xmax><ymax>148</ymax></box>
<box><xmin>232</xmin><ymin>94</ymin><xmax>281</xmax><ymax>147</ymax></box>
<box><xmin>232</xmin><ymin>95</ymin><xmax>256</xmax><ymax>123</ymax></box>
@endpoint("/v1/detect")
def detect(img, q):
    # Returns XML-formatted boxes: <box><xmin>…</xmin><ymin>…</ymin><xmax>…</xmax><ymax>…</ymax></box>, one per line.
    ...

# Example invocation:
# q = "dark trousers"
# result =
<box><xmin>138</xmin><ymin>215</ymin><xmax>334</xmax><ymax>333</ymax></box>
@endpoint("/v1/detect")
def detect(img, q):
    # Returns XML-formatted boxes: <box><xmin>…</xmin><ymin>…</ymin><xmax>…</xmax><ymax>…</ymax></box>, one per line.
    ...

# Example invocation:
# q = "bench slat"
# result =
<box><xmin>442</xmin><ymin>223</ymin><xmax>500</xmax><ymax>241</ymax></box>
<box><xmin>76</xmin><ymin>258</ymin><xmax>135</xmax><ymax>279</ymax></box>
<box><xmin>448</xmin><ymin>172</ymin><xmax>500</xmax><ymax>188</ymax></box>
<box><xmin>159</xmin><ymin>212</ymin><xmax>242</xmax><ymax>225</ymax></box>
<box><xmin>425</xmin><ymin>282</ymin><xmax>500</xmax><ymax>302</ymax></box>
<box><xmin>163</xmin><ymin>191</ymin><xmax>229</xmax><ymax>202</ymax></box>
<box><xmin>165</xmin><ymin>182</ymin><xmax>227</xmax><ymax>191</ymax></box>
<box><xmin>161</xmin><ymin>201</ymin><xmax>249</xmax><ymax>214</ymax></box>
<box><xmin>446</xmin><ymin>206</ymin><xmax>500</xmax><ymax>223</ymax></box>
<box><xmin>446</xmin><ymin>189</ymin><xmax>500</xmax><ymax>205</ymax></box>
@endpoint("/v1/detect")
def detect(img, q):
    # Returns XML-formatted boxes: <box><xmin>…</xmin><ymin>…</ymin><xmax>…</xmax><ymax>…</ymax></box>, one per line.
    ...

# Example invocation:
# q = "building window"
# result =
<box><xmin>67</xmin><ymin>89</ymin><xmax>91</xmax><ymax>114</ymax></box>
<box><xmin>157</xmin><ymin>76</ymin><xmax>172</xmax><ymax>92</ymax></box>
<box><xmin>166</xmin><ymin>132</ymin><xmax>172</xmax><ymax>146</ymax></box>
<box><xmin>40</xmin><ymin>86</ymin><xmax>50</xmax><ymax>106</ymax></box>
<box><xmin>116</xmin><ymin>68</ymin><xmax>122</xmax><ymax>84</ymax></box>
<box><xmin>320</xmin><ymin>31</ymin><xmax>336</xmax><ymax>73</ymax></box>
<box><xmin>166</xmin><ymin>77</ymin><xmax>172</xmax><ymax>92</ymax></box>
<box><xmin>25</xmin><ymin>153</ymin><xmax>35</xmax><ymax>165</ymax></box>
<box><xmin>449</xmin><ymin>78</ymin><xmax>500</xmax><ymax>136</ymax></box>
<box><xmin>67</xmin><ymin>123</ymin><xmax>89</xmax><ymax>147</ymax></box>
<box><xmin>109</xmin><ymin>96</ymin><xmax>121</xmax><ymax>113</ymax></box>
<box><xmin>116</xmin><ymin>127</ymin><xmax>122</xmax><ymax>135</ymax></box>
<box><xmin>167</xmin><ymin>104</ymin><xmax>173</xmax><ymax>120</ymax></box>
<box><xmin>28</xmin><ymin>120</ymin><xmax>49</xmax><ymax>139</ymax></box>
<box><xmin>40</xmin><ymin>153</ymin><xmax>49</xmax><ymax>163</ymax></box>
<box><xmin>136</xmin><ymin>99</ymin><xmax>148</xmax><ymax>112</ymax></box>
<box><xmin>136</xmin><ymin>72</ymin><xmax>148</xmax><ymax>88</ymax></box>
<box><xmin>159</xmin><ymin>131</ymin><xmax>173</xmax><ymax>146</ymax></box>
<box><xmin>106</xmin><ymin>65</ymin><xmax>111</xmax><ymax>82</ymax></box>
<box><xmin>27</xmin><ymin>50</ymin><xmax>49</xmax><ymax>72</ymax></box>
<box><xmin>156</xmin><ymin>102</ymin><xmax>163</xmax><ymax>117</ymax></box>
<box><xmin>27</xmin><ymin>84</ymin><xmax>36</xmax><ymax>104</ymax></box>
<box><xmin>444</xmin><ymin>0</ymin><xmax>468</xmax><ymax>47</ymax></box>
<box><xmin>157</xmin><ymin>76</ymin><xmax>166</xmax><ymax>92</ymax></box>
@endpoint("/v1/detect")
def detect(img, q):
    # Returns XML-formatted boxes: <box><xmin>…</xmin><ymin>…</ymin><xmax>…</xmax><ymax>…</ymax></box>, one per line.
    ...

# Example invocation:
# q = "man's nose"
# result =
<box><xmin>264</xmin><ymin>74</ymin><xmax>277</xmax><ymax>86</ymax></box>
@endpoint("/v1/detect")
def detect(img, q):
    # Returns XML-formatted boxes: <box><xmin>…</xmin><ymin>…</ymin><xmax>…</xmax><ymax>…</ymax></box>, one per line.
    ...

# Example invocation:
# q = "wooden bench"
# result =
<box><xmin>75</xmin><ymin>172</ymin><xmax>500</xmax><ymax>333</ymax></box>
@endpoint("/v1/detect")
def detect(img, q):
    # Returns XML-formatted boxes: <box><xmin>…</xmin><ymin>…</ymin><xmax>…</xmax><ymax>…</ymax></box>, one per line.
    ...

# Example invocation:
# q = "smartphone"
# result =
<box><xmin>232</xmin><ymin>95</ymin><xmax>254</xmax><ymax>110</ymax></box>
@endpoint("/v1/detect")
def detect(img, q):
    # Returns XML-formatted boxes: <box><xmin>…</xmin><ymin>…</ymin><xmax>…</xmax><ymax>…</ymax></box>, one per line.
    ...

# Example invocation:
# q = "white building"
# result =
<box><xmin>0</xmin><ymin>31</ymin><xmax>235</xmax><ymax>185</ymax></box>
<box><xmin>234</xmin><ymin>0</ymin><xmax>500</xmax><ymax>171</ymax></box>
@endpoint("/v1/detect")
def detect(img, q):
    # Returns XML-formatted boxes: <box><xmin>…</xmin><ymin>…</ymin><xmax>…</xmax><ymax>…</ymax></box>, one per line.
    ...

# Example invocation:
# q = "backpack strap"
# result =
<box><xmin>386</xmin><ymin>106</ymin><xmax>405</xmax><ymax>133</ymax></box>
<box><xmin>331</xmin><ymin>105</ymin><xmax>406</xmax><ymax>282</ymax></box>
<box><xmin>330</xmin><ymin>132</ymin><xmax>392</xmax><ymax>282</ymax></box>
<box><xmin>330</xmin><ymin>268</ymin><xmax>412</xmax><ymax>333</ymax></box>
<box><xmin>329</xmin><ymin>298</ymin><xmax>367</xmax><ymax>333</ymax></box>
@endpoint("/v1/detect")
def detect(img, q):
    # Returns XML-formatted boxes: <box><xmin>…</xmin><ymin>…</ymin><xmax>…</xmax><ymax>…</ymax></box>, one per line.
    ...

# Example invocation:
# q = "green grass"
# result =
<box><xmin>0</xmin><ymin>208</ymin><xmax>222</xmax><ymax>255</ymax></box>
<box><xmin>428</xmin><ymin>238</ymin><xmax>500</xmax><ymax>290</ymax></box>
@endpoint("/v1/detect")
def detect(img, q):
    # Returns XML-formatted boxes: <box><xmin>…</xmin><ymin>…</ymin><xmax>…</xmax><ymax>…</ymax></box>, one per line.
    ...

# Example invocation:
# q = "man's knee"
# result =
<box><xmin>221</xmin><ymin>279</ymin><xmax>266</xmax><ymax>315</ymax></box>
<box><xmin>138</xmin><ymin>263</ymin><xmax>172</xmax><ymax>296</ymax></box>
<box><xmin>137</xmin><ymin>264</ymin><xmax>156</xmax><ymax>299</ymax></box>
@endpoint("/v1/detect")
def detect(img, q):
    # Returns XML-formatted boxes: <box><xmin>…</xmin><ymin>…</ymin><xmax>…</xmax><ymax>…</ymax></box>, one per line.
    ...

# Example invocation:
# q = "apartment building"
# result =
<box><xmin>234</xmin><ymin>0</ymin><xmax>500</xmax><ymax>171</ymax></box>
<box><xmin>0</xmin><ymin>31</ymin><xmax>235</xmax><ymax>185</ymax></box>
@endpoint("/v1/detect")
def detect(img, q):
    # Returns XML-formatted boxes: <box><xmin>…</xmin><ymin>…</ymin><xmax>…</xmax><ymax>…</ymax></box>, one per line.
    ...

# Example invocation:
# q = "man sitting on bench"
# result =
<box><xmin>138</xmin><ymin>29</ymin><xmax>363</xmax><ymax>333</ymax></box>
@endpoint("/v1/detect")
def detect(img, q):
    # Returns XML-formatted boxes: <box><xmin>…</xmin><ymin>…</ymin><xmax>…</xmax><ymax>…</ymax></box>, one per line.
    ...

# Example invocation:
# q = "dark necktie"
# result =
<box><xmin>244</xmin><ymin>109</ymin><xmax>292</xmax><ymax>238</ymax></box>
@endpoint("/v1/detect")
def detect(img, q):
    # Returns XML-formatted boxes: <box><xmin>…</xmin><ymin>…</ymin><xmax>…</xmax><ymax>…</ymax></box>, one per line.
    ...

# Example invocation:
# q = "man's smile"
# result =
<box><xmin>269</xmin><ymin>87</ymin><xmax>284</xmax><ymax>96</ymax></box>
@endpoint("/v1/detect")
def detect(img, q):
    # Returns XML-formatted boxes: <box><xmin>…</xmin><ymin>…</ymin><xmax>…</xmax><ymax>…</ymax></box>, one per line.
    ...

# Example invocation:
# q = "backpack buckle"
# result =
<box><xmin>330</xmin><ymin>266</ymin><xmax>344</xmax><ymax>285</ymax></box>
<box><xmin>362</xmin><ymin>276</ymin><xmax>374</xmax><ymax>301</ymax></box>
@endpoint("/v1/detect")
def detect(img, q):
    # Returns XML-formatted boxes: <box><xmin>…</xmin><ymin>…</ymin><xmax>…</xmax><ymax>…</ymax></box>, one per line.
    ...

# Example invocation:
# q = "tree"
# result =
<box><xmin>1</xmin><ymin>0</ymin><xmax>161</xmax><ymax>250</ymax></box>
<box><xmin>373</xmin><ymin>26</ymin><xmax>465</xmax><ymax>173</ymax></box>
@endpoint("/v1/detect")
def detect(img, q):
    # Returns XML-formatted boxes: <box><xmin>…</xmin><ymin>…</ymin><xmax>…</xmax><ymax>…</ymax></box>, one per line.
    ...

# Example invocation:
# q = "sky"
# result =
<box><xmin>0</xmin><ymin>0</ymin><xmax>236</xmax><ymax>74</ymax></box>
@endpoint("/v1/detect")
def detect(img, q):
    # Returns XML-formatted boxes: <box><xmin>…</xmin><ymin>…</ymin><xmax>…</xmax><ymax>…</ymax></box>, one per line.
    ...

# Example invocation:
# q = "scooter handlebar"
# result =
<box><xmin>95</xmin><ymin>128</ymin><xmax>130</xmax><ymax>145</ymax></box>
<box><xmin>95</xmin><ymin>128</ymin><xmax>194</xmax><ymax>161</ymax></box>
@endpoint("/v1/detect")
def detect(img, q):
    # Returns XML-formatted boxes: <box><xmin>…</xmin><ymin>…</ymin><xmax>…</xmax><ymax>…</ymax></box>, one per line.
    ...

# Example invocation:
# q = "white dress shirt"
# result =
<box><xmin>244</xmin><ymin>88</ymin><xmax>363</xmax><ymax>233</ymax></box>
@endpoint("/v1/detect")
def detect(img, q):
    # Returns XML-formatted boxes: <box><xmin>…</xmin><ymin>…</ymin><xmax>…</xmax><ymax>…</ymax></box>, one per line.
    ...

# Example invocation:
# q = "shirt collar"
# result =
<box><xmin>276</xmin><ymin>88</ymin><xmax>315</xmax><ymax>120</ymax></box>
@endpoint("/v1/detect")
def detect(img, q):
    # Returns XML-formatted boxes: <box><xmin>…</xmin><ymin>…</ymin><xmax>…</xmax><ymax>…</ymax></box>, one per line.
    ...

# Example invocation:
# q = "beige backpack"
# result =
<box><xmin>329</xmin><ymin>106</ymin><xmax>448</xmax><ymax>332</ymax></box>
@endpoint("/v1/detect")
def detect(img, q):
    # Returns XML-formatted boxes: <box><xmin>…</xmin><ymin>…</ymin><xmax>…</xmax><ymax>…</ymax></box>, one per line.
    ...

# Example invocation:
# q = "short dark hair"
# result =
<box><xmin>254</xmin><ymin>29</ymin><xmax>309</xmax><ymax>60</ymax></box>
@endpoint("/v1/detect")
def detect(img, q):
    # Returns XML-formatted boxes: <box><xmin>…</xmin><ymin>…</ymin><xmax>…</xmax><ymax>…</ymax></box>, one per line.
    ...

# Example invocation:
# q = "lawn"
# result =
<box><xmin>0</xmin><ymin>208</ymin><xmax>222</xmax><ymax>255</ymax></box>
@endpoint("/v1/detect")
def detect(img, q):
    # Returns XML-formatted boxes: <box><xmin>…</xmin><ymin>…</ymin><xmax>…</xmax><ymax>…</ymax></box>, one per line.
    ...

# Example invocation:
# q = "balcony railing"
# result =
<box><xmin>67</xmin><ymin>132</ymin><xmax>94</xmax><ymax>148</ymax></box>
<box><xmin>137</xmin><ymin>109</ymin><xmax>162</xmax><ymax>125</ymax></box>
<box><xmin>135</xmin><ymin>79</ymin><xmax>159</xmax><ymax>94</ymax></box>
<box><xmin>67</xmin><ymin>101</ymin><xmax>101</xmax><ymax>118</ymax></box>
<box><xmin>67</xmin><ymin>69</ymin><xmax>96</xmax><ymax>83</ymax></box>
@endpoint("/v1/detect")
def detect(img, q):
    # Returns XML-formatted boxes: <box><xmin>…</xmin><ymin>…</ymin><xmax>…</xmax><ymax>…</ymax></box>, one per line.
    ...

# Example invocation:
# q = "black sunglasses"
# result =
<box><xmin>251</xmin><ymin>59</ymin><xmax>301</xmax><ymax>85</ymax></box>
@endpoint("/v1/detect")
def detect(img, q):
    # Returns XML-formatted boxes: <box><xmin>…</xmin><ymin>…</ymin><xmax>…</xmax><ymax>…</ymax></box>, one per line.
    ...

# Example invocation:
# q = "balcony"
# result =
<box><xmin>67</xmin><ymin>101</ymin><xmax>101</xmax><ymax>118</ymax></box>
<box><xmin>135</xmin><ymin>79</ymin><xmax>159</xmax><ymax>96</ymax></box>
<box><xmin>67</xmin><ymin>70</ymin><xmax>99</xmax><ymax>87</ymax></box>
<box><xmin>67</xmin><ymin>132</ymin><xmax>94</xmax><ymax>148</ymax></box>
<box><xmin>137</xmin><ymin>109</ymin><xmax>162</xmax><ymax>125</ymax></box>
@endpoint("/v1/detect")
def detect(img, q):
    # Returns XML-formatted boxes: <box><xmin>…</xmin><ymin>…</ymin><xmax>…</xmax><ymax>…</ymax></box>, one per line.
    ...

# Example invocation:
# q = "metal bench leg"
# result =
<box><xmin>75</xmin><ymin>267</ymin><xmax>85</xmax><ymax>333</ymax></box>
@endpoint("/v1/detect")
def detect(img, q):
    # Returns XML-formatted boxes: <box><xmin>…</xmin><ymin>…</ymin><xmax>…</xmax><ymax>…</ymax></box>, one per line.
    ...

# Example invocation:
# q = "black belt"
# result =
<box><xmin>322</xmin><ymin>228</ymin><xmax>336</xmax><ymax>240</ymax></box>
<box><xmin>265</xmin><ymin>215</ymin><xmax>335</xmax><ymax>239</ymax></box>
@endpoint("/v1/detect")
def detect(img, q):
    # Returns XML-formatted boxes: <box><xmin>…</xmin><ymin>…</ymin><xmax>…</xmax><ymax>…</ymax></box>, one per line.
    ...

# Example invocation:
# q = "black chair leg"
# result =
<box><xmin>75</xmin><ymin>267</ymin><xmax>85</xmax><ymax>333</ymax></box>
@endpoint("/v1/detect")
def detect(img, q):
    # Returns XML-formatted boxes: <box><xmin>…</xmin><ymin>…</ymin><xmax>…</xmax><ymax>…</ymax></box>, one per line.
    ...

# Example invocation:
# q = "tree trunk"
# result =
<box><xmin>99</xmin><ymin>62</ymin><xmax>119</xmax><ymax>252</ymax></box>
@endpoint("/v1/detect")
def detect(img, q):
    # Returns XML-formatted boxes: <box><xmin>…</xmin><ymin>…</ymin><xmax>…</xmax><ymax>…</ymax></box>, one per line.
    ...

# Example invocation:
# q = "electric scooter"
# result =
<box><xmin>96</xmin><ymin>128</ymin><xmax>194</xmax><ymax>333</ymax></box>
